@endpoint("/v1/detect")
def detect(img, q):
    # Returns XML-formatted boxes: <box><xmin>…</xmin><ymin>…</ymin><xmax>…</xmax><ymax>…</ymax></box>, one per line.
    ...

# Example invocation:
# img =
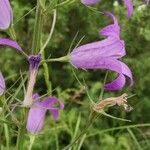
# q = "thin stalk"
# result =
<box><xmin>127</xmin><ymin>128</ymin><xmax>143</xmax><ymax>150</ymax></box>
<box><xmin>42</xmin><ymin>55</ymin><xmax>69</xmax><ymax>63</ymax></box>
<box><xmin>40</xmin><ymin>9</ymin><xmax>57</xmax><ymax>95</ymax></box>
<box><xmin>28</xmin><ymin>135</ymin><xmax>36</xmax><ymax>150</ymax></box>
<box><xmin>40</xmin><ymin>9</ymin><xmax>57</xmax><ymax>54</ymax></box>
<box><xmin>32</xmin><ymin>1</ymin><xmax>44</xmax><ymax>54</ymax></box>
<box><xmin>4</xmin><ymin>124</ymin><xmax>9</xmax><ymax>150</ymax></box>
<box><xmin>8</xmin><ymin>26</ymin><xmax>16</xmax><ymax>40</ymax></box>
<box><xmin>62</xmin><ymin>113</ymin><xmax>100</xmax><ymax>150</ymax></box>
<box><xmin>69</xmin><ymin>114</ymin><xmax>81</xmax><ymax>150</ymax></box>
<box><xmin>99</xmin><ymin>71</ymin><xmax>108</xmax><ymax>100</ymax></box>
<box><xmin>16</xmin><ymin>108</ymin><xmax>28</xmax><ymax>150</ymax></box>
<box><xmin>16</xmin><ymin>125</ymin><xmax>26</xmax><ymax>150</ymax></box>
<box><xmin>42</xmin><ymin>51</ymin><xmax>52</xmax><ymax>95</ymax></box>
<box><xmin>87</xmin><ymin>123</ymin><xmax>150</xmax><ymax>137</ymax></box>
<box><xmin>77</xmin><ymin>134</ymin><xmax>86</xmax><ymax>150</ymax></box>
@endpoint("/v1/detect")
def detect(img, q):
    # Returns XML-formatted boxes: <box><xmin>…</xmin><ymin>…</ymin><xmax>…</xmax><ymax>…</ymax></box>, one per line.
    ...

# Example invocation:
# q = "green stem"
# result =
<box><xmin>40</xmin><ymin>9</ymin><xmax>57</xmax><ymax>54</ymax></box>
<box><xmin>16</xmin><ymin>108</ymin><xmax>28</xmax><ymax>150</ymax></box>
<box><xmin>28</xmin><ymin>135</ymin><xmax>36</xmax><ymax>150</ymax></box>
<box><xmin>8</xmin><ymin>26</ymin><xmax>16</xmax><ymax>40</ymax></box>
<box><xmin>42</xmin><ymin>51</ymin><xmax>52</xmax><ymax>95</ymax></box>
<box><xmin>42</xmin><ymin>55</ymin><xmax>69</xmax><ymax>63</ymax></box>
<box><xmin>32</xmin><ymin>0</ymin><xmax>44</xmax><ymax>54</ymax></box>
<box><xmin>4</xmin><ymin>124</ymin><xmax>10</xmax><ymax>150</ymax></box>
<box><xmin>16</xmin><ymin>125</ymin><xmax>26</xmax><ymax>150</ymax></box>
<box><xmin>63</xmin><ymin>112</ymin><xmax>100</xmax><ymax>150</ymax></box>
<box><xmin>40</xmin><ymin>8</ymin><xmax>57</xmax><ymax>95</ymax></box>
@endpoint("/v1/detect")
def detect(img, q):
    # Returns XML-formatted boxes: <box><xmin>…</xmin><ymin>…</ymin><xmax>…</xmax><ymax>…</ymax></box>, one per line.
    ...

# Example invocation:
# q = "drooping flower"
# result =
<box><xmin>23</xmin><ymin>55</ymin><xmax>42</xmax><ymax>106</ymax></box>
<box><xmin>0</xmin><ymin>71</ymin><xmax>5</xmax><ymax>96</ymax></box>
<box><xmin>70</xmin><ymin>12</ymin><xmax>133</xmax><ymax>91</ymax></box>
<box><xmin>0</xmin><ymin>0</ymin><xmax>13</xmax><ymax>30</ymax></box>
<box><xmin>0</xmin><ymin>38</ymin><xmax>40</xmax><ymax>106</ymax></box>
<box><xmin>81</xmin><ymin>0</ymin><xmax>133</xmax><ymax>18</ymax></box>
<box><xmin>26</xmin><ymin>93</ymin><xmax>64</xmax><ymax>133</ymax></box>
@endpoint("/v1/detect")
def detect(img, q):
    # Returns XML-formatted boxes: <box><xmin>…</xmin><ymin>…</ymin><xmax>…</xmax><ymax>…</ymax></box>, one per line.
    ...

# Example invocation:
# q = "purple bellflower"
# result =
<box><xmin>0</xmin><ymin>38</ymin><xmax>64</xmax><ymax>133</ymax></box>
<box><xmin>27</xmin><ymin>93</ymin><xmax>64</xmax><ymax>133</ymax></box>
<box><xmin>0</xmin><ymin>38</ymin><xmax>40</xmax><ymax>106</ymax></box>
<box><xmin>70</xmin><ymin>12</ymin><xmax>133</xmax><ymax>91</ymax></box>
<box><xmin>81</xmin><ymin>0</ymin><xmax>133</xmax><ymax>17</ymax></box>
<box><xmin>0</xmin><ymin>71</ymin><xmax>5</xmax><ymax>96</ymax></box>
<box><xmin>0</xmin><ymin>0</ymin><xmax>13</xmax><ymax>30</ymax></box>
<box><xmin>23</xmin><ymin>55</ymin><xmax>42</xmax><ymax>106</ymax></box>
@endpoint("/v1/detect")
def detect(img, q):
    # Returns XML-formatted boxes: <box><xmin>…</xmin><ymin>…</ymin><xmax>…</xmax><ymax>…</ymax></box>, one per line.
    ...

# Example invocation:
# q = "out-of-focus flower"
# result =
<box><xmin>26</xmin><ymin>93</ymin><xmax>64</xmax><ymax>133</ymax></box>
<box><xmin>0</xmin><ymin>38</ymin><xmax>23</xmax><ymax>96</ymax></box>
<box><xmin>0</xmin><ymin>71</ymin><xmax>5</xmax><ymax>95</ymax></box>
<box><xmin>81</xmin><ymin>0</ymin><xmax>101</xmax><ymax>5</ymax></box>
<box><xmin>0</xmin><ymin>0</ymin><xmax>13</xmax><ymax>30</ymax></box>
<box><xmin>81</xmin><ymin>0</ymin><xmax>133</xmax><ymax>17</ymax></box>
<box><xmin>70</xmin><ymin>12</ymin><xmax>133</xmax><ymax>91</ymax></box>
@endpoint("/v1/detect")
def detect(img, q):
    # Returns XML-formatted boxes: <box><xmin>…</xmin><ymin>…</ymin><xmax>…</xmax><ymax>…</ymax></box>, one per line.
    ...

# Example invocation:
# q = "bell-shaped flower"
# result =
<box><xmin>0</xmin><ymin>0</ymin><xmax>13</xmax><ymax>30</ymax></box>
<box><xmin>70</xmin><ymin>12</ymin><xmax>133</xmax><ymax>91</ymax></box>
<box><xmin>0</xmin><ymin>71</ymin><xmax>5</xmax><ymax>96</ymax></box>
<box><xmin>23</xmin><ymin>55</ymin><xmax>42</xmax><ymax>106</ymax></box>
<box><xmin>26</xmin><ymin>93</ymin><xmax>64</xmax><ymax>133</ymax></box>
<box><xmin>81</xmin><ymin>0</ymin><xmax>133</xmax><ymax>18</ymax></box>
<box><xmin>0</xmin><ymin>38</ymin><xmax>40</xmax><ymax>106</ymax></box>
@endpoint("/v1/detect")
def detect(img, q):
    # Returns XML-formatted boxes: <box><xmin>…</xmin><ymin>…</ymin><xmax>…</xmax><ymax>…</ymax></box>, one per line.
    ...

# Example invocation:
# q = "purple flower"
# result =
<box><xmin>81</xmin><ymin>0</ymin><xmax>101</xmax><ymax>5</ymax></box>
<box><xmin>0</xmin><ymin>38</ymin><xmax>23</xmax><ymax>95</ymax></box>
<box><xmin>0</xmin><ymin>38</ymin><xmax>40</xmax><ymax>106</ymax></box>
<box><xmin>0</xmin><ymin>38</ymin><xmax>22</xmax><ymax>52</ymax></box>
<box><xmin>0</xmin><ymin>71</ymin><xmax>5</xmax><ymax>96</ymax></box>
<box><xmin>26</xmin><ymin>93</ymin><xmax>64</xmax><ymax>133</ymax></box>
<box><xmin>70</xmin><ymin>12</ymin><xmax>133</xmax><ymax>91</ymax></box>
<box><xmin>0</xmin><ymin>0</ymin><xmax>13</xmax><ymax>30</ymax></box>
<box><xmin>23</xmin><ymin>55</ymin><xmax>42</xmax><ymax>106</ymax></box>
<box><xmin>81</xmin><ymin>0</ymin><xmax>133</xmax><ymax>18</ymax></box>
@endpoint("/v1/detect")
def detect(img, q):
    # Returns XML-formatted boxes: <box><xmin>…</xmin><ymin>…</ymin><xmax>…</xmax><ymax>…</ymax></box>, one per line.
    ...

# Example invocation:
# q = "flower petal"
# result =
<box><xmin>99</xmin><ymin>12</ymin><xmax>120</xmax><ymax>38</ymax></box>
<box><xmin>71</xmin><ymin>56</ymin><xmax>133</xmax><ymax>90</ymax></box>
<box><xmin>0</xmin><ymin>0</ymin><xmax>13</xmax><ymax>30</ymax></box>
<box><xmin>0</xmin><ymin>38</ymin><xmax>23</xmax><ymax>52</ymax></box>
<box><xmin>0</xmin><ymin>71</ymin><xmax>5</xmax><ymax>95</ymax></box>
<box><xmin>70</xmin><ymin>37</ymin><xmax>126</xmax><ymax>64</ymax></box>
<box><xmin>41</xmin><ymin>96</ymin><xmax>64</xmax><ymax>120</ymax></box>
<box><xmin>81</xmin><ymin>0</ymin><xmax>101</xmax><ymax>5</ymax></box>
<box><xmin>105</xmin><ymin>74</ymin><xmax>126</xmax><ymax>90</ymax></box>
<box><xmin>26</xmin><ymin>95</ymin><xmax>47</xmax><ymax>133</ymax></box>
<box><xmin>123</xmin><ymin>0</ymin><xmax>133</xmax><ymax>18</ymax></box>
<box><xmin>105</xmin><ymin>61</ymin><xmax>133</xmax><ymax>90</ymax></box>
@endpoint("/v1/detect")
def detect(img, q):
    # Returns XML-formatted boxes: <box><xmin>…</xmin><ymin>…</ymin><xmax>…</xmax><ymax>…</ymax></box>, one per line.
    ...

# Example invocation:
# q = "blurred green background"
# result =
<box><xmin>0</xmin><ymin>0</ymin><xmax>150</xmax><ymax>149</ymax></box>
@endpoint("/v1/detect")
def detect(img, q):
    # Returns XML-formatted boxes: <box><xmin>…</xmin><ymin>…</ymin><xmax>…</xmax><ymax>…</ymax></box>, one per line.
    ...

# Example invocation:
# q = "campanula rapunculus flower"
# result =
<box><xmin>70</xmin><ymin>12</ymin><xmax>133</xmax><ymax>91</ymax></box>
<box><xmin>0</xmin><ymin>0</ymin><xmax>13</xmax><ymax>30</ymax></box>
<box><xmin>81</xmin><ymin>0</ymin><xmax>133</xmax><ymax>17</ymax></box>
<box><xmin>0</xmin><ymin>72</ymin><xmax>5</xmax><ymax>96</ymax></box>
<box><xmin>0</xmin><ymin>38</ymin><xmax>40</xmax><ymax>106</ymax></box>
<box><xmin>23</xmin><ymin>55</ymin><xmax>42</xmax><ymax>106</ymax></box>
<box><xmin>26</xmin><ymin>93</ymin><xmax>64</xmax><ymax>133</ymax></box>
